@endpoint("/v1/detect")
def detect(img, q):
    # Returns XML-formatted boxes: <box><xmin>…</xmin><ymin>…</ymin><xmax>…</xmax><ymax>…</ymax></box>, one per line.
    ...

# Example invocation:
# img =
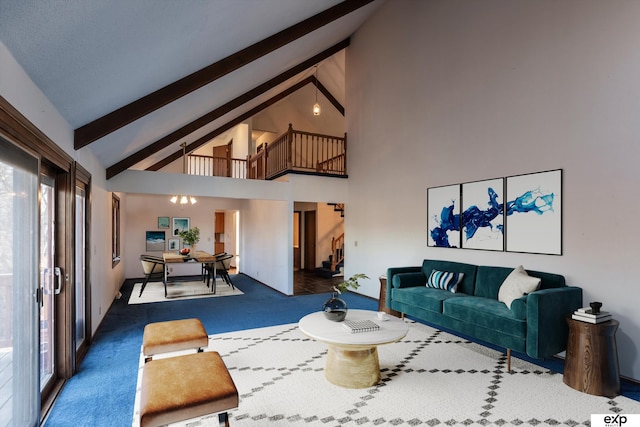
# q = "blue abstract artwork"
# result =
<box><xmin>462</xmin><ymin>178</ymin><xmax>504</xmax><ymax>251</ymax></box>
<box><xmin>427</xmin><ymin>185</ymin><xmax>460</xmax><ymax>248</ymax></box>
<box><xmin>428</xmin><ymin>170</ymin><xmax>561</xmax><ymax>253</ymax></box>
<box><xmin>506</xmin><ymin>170</ymin><xmax>562</xmax><ymax>255</ymax></box>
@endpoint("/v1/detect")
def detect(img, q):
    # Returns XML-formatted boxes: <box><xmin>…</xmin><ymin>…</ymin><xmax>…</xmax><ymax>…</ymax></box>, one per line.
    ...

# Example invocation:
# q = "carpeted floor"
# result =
<box><xmin>131</xmin><ymin>322</ymin><xmax>640</xmax><ymax>427</ymax></box>
<box><xmin>44</xmin><ymin>274</ymin><xmax>639</xmax><ymax>426</ymax></box>
<box><xmin>43</xmin><ymin>274</ymin><xmax>378</xmax><ymax>426</ymax></box>
<box><xmin>128</xmin><ymin>279</ymin><xmax>243</xmax><ymax>304</ymax></box>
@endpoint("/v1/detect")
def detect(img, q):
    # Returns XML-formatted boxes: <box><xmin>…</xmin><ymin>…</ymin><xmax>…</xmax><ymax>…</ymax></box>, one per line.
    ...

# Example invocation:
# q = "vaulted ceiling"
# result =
<box><xmin>0</xmin><ymin>0</ymin><xmax>384</xmax><ymax>178</ymax></box>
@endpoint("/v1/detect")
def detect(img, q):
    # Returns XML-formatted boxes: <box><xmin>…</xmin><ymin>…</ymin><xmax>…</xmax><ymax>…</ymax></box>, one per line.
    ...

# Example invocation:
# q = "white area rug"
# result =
<box><xmin>132</xmin><ymin>322</ymin><xmax>640</xmax><ymax>426</ymax></box>
<box><xmin>128</xmin><ymin>280</ymin><xmax>242</xmax><ymax>304</ymax></box>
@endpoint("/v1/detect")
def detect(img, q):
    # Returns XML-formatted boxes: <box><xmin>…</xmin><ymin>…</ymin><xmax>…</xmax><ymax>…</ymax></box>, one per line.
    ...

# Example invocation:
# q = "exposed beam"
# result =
<box><xmin>147</xmin><ymin>76</ymin><xmax>317</xmax><ymax>171</ymax></box>
<box><xmin>75</xmin><ymin>0</ymin><xmax>375</xmax><ymax>149</ymax></box>
<box><xmin>312</xmin><ymin>76</ymin><xmax>345</xmax><ymax>116</ymax></box>
<box><xmin>106</xmin><ymin>39</ymin><xmax>349</xmax><ymax>179</ymax></box>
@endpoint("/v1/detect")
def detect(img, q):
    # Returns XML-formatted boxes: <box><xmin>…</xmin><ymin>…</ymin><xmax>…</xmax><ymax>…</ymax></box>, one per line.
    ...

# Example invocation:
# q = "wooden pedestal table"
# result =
<box><xmin>298</xmin><ymin>309</ymin><xmax>409</xmax><ymax>388</ymax></box>
<box><xmin>563</xmin><ymin>317</ymin><xmax>620</xmax><ymax>398</ymax></box>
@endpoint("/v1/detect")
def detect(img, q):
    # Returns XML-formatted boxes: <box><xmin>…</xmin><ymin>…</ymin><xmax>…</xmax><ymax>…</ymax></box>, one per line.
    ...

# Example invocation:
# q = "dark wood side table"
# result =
<box><xmin>563</xmin><ymin>317</ymin><xmax>620</xmax><ymax>397</ymax></box>
<box><xmin>378</xmin><ymin>275</ymin><xmax>401</xmax><ymax>317</ymax></box>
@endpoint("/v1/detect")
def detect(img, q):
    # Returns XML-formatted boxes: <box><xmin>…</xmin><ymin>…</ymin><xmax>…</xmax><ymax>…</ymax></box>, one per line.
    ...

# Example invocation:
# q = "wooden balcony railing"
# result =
<box><xmin>187</xmin><ymin>124</ymin><xmax>347</xmax><ymax>181</ymax></box>
<box><xmin>188</xmin><ymin>155</ymin><xmax>247</xmax><ymax>179</ymax></box>
<box><xmin>248</xmin><ymin>124</ymin><xmax>347</xmax><ymax>180</ymax></box>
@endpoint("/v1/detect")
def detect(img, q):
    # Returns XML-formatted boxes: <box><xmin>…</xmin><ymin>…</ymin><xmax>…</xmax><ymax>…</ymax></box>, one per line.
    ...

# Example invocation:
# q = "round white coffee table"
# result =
<box><xmin>298</xmin><ymin>309</ymin><xmax>409</xmax><ymax>388</ymax></box>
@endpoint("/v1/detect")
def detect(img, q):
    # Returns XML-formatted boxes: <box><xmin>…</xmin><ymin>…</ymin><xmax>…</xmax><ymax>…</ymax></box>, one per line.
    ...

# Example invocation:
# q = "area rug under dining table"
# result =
<box><xmin>128</xmin><ymin>279</ymin><xmax>243</xmax><ymax>304</ymax></box>
<box><xmin>132</xmin><ymin>321</ymin><xmax>640</xmax><ymax>426</ymax></box>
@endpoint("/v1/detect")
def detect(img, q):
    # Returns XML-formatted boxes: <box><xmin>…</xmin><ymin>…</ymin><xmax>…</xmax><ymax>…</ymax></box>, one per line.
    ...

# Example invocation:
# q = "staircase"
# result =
<box><xmin>315</xmin><ymin>253</ymin><xmax>344</xmax><ymax>278</ymax></box>
<box><xmin>328</xmin><ymin>202</ymin><xmax>344</xmax><ymax>217</ymax></box>
<box><xmin>315</xmin><ymin>233</ymin><xmax>345</xmax><ymax>278</ymax></box>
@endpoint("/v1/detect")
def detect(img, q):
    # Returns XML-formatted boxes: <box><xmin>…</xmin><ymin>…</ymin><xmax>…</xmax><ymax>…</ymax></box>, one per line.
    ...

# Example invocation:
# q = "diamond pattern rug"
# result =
<box><xmin>132</xmin><ymin>321</ymin><xmax>640</xmax><ymax>426</ymax></box>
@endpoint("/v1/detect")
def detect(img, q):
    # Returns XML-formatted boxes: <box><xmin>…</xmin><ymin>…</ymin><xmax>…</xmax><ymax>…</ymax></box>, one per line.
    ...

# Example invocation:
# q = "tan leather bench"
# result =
<box><xmin>140</xmin><ymin>351</ymin><xmax>238</xmax><ymax>427</ymax></box>
<box><xmin>142</xmin><ymin>318</ymin><xmax>208</xmax><ymax>362</ymax></box>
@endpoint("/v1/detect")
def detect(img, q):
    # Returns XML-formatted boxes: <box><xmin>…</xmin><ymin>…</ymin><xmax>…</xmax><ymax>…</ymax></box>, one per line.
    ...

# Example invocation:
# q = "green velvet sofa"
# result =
<box><xmin>386</xmin><ymin>259</ymin><xmax>583</xmax><ymax>365</ymax></box>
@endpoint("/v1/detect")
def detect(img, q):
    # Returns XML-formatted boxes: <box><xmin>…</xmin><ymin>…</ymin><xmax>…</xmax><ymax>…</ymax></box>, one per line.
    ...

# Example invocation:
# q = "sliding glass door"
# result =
<box><xmin>39</xmin><ymin>171</ymin><xmax>57</xmax><ymax>393</ymax></box>
<box><xmin>0</xmin><ymin>136</ymin><xmax>40</xmax><ymax>426</ymax></box>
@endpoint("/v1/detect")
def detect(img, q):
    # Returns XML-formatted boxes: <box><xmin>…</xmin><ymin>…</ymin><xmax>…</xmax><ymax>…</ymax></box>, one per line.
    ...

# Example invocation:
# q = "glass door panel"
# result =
<box><xmin>39</xmin><ymin>174</ymin><xmax>56</xmax><ymax>390</ymax></box>
<box><xmin>74</xmin><ymin>186</ymin><xmax>86</xmax><ymax>350</ymax></box>
<box><xmin>0</xmin><ymin>136</ymin><xmax>40</xmax><ymax>426</ymax></box>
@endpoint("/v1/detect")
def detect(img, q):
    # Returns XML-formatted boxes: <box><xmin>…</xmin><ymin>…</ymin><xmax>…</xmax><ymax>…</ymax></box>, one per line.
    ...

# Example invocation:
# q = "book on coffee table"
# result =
<box><xmin>342</xmin><ymin>319</ymin><xmax>380</xmax><ymax>333</ymax></box>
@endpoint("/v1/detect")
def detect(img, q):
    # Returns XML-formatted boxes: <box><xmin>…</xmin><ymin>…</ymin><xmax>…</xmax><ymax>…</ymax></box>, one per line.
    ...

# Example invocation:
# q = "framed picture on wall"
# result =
<box><xmin>505</xmin><ymin>169</ymin><xmax>562</xmax><ymax>255</ymax></box>
<box><xmin>157</xmin><ymin>216</ymin><xmax>170</xmax><ymax>229</ymax></box>
<box><xmin>427</xmin><ymin>184</ymin><xmax>461</xmax><ymax>248</ymax></box>
<box><xmin>461</xmin><ymin>178</ymin><xmax>504</xmax><ymax>251</ymax></box>
<box><xmin>168</xmin><ymin>237</ymin><xmax>180</xmax><ymax>251</ymax></box>
<box><xmin>172</xmin><ymin>217</ymin><xmax>190</xmax><ymax>236</ymax></box>
<box><xmin>145</xmin><ymin>231</ymin><xmax>166</xmax><ymax>252</ymax></box>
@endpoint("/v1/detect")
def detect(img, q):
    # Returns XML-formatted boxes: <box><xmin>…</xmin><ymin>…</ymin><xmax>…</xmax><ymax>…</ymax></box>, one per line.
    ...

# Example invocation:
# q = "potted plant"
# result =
<box><xmin>178</xmin><ymin>226</ymin><xmax>200</xmax><ymax>251</ymax></box>
<box><xmin>323</xmin><ymin>273</ymin><xmax>369</xmax><ymax>322</ymax></box>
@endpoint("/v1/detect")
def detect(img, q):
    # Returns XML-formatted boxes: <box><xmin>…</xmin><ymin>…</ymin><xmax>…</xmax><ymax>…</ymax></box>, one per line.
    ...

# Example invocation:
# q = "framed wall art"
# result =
<box><xmin>461</xmin><ymin>178</ymin><xmax>504</xmax><ymax>251</ymax></box>
<box><xmin>505</xmin><ymin>169</ymin><xmax>562</xmax><ymax>255</ymax></box>
<box><xmin>172</xmin><ymin>217</ymin><xmax>190</xmax><ymax>236</ymax></box>
<box><xmin>157</xmin><ymin>216</ymin><xmax>170</xmax><ymax>229</ymax></box>
<box><xmin>427</xmin><ymin>184</ymin><xmax>461</xmax><ymax>248</ymax></box>
<box><xmin>145</xmin><ymin>231</ymin><xmax>166</xmax><ymax>252</ymax></box>
<box><xmin>168</xmin><ymin>237</ymin><xmax>180</xmax><ymax>251</ymax></box>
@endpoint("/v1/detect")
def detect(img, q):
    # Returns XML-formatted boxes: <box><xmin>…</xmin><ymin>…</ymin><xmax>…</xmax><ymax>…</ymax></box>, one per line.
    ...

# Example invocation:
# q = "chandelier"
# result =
<box><xmin>170</xmin><ymin>142</ymin><xmax>197</xmax><ymax>206</ymax></box>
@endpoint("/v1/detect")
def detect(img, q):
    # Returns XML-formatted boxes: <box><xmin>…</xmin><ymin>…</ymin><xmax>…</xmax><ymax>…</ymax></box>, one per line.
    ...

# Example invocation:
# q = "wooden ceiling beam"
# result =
<box><xmin>106</xmin><ymin>39</ymin><xmax>349</xmax><ymax>179</ymax></box>
<box><xmin>145</xmin><ymin>76</ymin><xmax>317</xmax><ymax>172</ymax></box>
<box><xmin>312</xmin><ymin>75</ymin><xmax>345</xmax><ymax>116</ymax></box>
<box><xmin>75</xmin><ymin>0</ymin><xmax>374</xmax><ymax>149</ymax></box>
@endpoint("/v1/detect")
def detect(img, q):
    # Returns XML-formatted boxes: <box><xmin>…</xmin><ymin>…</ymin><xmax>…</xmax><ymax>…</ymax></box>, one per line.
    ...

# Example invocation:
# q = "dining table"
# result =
<box><xmin>161</xmin><ymin>250</ymin><xmax>221</xmax><ymax>296</ymax></box>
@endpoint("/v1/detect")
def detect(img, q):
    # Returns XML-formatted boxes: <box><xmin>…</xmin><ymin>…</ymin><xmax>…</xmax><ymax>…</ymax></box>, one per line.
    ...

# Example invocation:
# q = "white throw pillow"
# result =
<box><xmin>498</xmin><ymin>265</ymin><xmax>541</xmax><ymax>309</ymax></box>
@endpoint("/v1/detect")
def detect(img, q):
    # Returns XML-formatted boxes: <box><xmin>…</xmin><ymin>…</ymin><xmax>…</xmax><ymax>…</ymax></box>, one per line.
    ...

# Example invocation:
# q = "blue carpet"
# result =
<box><xmin>43</xmin><ymin>274</ymin><xmax>377</xmax><ymax>426</ymax></box>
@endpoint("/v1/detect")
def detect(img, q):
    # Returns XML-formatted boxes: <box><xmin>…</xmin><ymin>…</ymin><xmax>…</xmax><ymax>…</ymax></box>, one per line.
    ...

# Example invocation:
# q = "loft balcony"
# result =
<box><xmin>187</xmin><ymin>124</ymin><xmax>347</xmax><ymax>180</ymax></box>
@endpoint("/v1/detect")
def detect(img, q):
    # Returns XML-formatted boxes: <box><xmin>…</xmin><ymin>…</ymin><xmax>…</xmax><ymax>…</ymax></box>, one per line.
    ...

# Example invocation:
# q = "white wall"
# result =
<box><xmin>0</xmin><ymin>41</ymin><xmax>123</xmax><ymax>334</ymax></box>
<box><xmin>123</xmin><ymin>194</ymin><xmax>244</xmax><ymax>278</ymax></box>
<box><xmin>241</xmin><ymin>199</ymin><xmax>292</xmax><ymax>294</ymax></box>
<box><xmin>346</xmin><ymin>0</ymin><xmax>640</xmax><ymax>380</ymax></box>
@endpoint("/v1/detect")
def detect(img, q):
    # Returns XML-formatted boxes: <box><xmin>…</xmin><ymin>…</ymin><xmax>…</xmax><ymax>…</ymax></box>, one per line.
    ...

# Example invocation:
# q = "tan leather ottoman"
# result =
<box><xmin>143</xmin><ymin>318</ymin><xmax>208</xmax><ymax>362</ymax></box>
<box><xmin>140</xmin><ymin>351</ymin><xmax>238</xmax><ymax>427</ymax></box>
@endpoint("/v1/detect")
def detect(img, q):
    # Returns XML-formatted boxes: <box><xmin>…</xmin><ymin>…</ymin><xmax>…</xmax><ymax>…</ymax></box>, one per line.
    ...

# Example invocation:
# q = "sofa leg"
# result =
<box><xmin>401</xmin><ymin>313</ymin><xmax>405</xmax><ymax>321</ymax></box>
<box><xmin>506</xmin><ymin>348</ymin><xmax>511</xmax><ymax>372</ymax></box>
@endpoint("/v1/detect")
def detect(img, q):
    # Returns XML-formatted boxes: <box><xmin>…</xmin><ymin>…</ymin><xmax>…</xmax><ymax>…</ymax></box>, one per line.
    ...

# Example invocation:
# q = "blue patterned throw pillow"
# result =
<box><xmin>427</xmin><ymin>269</ymin><xmax>464</xmax><ymax>293</ymax></box>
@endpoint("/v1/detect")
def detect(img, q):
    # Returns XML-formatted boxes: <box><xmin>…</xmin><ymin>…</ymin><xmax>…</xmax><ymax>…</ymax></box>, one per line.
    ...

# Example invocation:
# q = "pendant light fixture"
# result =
<box><xmin>313</xmin><ymin>65</ymin><xmax>321</xmax><ymax>116</ymax></box>
<box><xmin>170</xmin><ymin>142</ymin><xmax>197</xmax><ymax>206</ymax></box>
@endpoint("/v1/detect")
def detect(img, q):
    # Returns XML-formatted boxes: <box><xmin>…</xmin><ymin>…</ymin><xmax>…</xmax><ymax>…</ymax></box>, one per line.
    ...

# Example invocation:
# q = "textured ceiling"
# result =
<box><xmin>0</xmin><ymin>0</ymin><xmax>383</xmax><ymax>173</ymax></box>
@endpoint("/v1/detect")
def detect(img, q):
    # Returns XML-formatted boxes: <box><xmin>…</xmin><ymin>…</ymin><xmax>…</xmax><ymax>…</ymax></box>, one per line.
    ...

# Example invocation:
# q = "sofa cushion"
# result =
<box><xmin>443</xmin><ymin>296</ymin><xmax>527</xmax><ymax>337</ymax></box>
<box><xmin>392</xmin><ymin>287</ymin><xmax>466</xmax><ymax>313</ymax></box>
<box><xmin>498</xmin><ymin>265</ymin><xmax>541</xmax><ymax>309</ymax></box>
<box><xmin>426</xmin><ymin>270</ymin><xmax>464</xmax><ymax>293</ymax></box>
<box><xmin>421</xmin><ymin>260</ymin><xmax>477</xmax><ymax>295</ymax></box>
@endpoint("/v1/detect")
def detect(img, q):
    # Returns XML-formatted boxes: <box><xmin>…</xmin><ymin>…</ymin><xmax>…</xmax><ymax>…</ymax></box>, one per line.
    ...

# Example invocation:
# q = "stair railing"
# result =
<box><xmin>331</xmin><ymin>233</ymin><xmax>345</xmax><ymax>272</ymax></box>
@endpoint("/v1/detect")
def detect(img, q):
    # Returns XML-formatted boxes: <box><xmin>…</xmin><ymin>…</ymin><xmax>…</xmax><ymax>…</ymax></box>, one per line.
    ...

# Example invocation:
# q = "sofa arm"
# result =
<box><xmin>525</xmin><ymin>286</ymin><xmax>583</xmax><ymax>359</ymax></box>
<box><xmin>386</xmin><ymin>267</ymin><xmax>422</xmax><ymax>308</ymax></box>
